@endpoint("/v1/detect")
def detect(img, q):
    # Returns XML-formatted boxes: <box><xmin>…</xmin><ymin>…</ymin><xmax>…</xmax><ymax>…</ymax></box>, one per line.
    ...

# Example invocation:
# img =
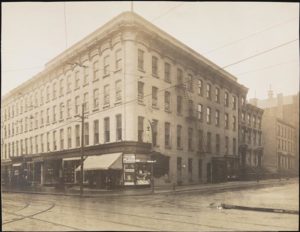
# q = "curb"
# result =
<box><xmin>2</xmin><ymin>179</ymin><xmax>297</xmax><ymax>198</ymax></box>
<box><xmin>220</xmin><ymin>203</ymin><xmax>299</xmax><ymax>215</ymax></box>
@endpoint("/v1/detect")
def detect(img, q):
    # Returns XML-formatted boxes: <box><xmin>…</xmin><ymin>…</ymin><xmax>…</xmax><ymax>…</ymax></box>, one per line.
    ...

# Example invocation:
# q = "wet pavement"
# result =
<box><xmin>2</xmin><ymin>181</ymin><xmax>299</xmax><ymax>231</ymax></box>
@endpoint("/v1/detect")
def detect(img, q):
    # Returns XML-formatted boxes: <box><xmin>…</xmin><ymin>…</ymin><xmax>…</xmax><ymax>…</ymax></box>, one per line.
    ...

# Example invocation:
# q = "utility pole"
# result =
<box><xmin>80</xmin><ymin>103</ymin><xmax>85</xmax><ymax>196</ymax></box>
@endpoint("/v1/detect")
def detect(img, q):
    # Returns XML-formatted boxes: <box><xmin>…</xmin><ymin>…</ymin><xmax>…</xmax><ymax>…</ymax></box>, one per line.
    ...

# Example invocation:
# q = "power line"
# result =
<box><xmin>204</xmin><ymin>17</ymin><xmax>298</xmax><ymax>54</ymax></box>
<box><xmin>221</xmin><ymin>38</ymin><xmax>298</xmax><ymax>70</ymax></box>
<box><xmin>236</xmin><ymin>59</ymin><xmax>298</xmax><ymax>76</ymax></box>
<box><xmin>152</xmin><ymin>3</ymin><xmax>185</xmax><ymax>22</ymax></box>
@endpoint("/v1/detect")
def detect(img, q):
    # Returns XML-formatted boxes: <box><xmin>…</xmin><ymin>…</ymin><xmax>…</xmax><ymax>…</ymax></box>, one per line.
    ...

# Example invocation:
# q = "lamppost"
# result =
<box><xmin>70</xmin><ymin>62</ymin><xmax>89</xmax><ymax>196</ymax></box>
<box><xmin>147</xmin><ymin>119</ymin><xmax>156</xmax><ymax>193</ymax></box>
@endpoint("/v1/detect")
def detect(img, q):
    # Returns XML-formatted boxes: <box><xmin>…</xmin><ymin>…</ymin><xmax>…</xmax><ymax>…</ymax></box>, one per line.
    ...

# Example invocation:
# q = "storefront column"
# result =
<box><xmin>41</xmin><ymin>163</ymin><xmax>44</xmax><ymax>185</ymax></box>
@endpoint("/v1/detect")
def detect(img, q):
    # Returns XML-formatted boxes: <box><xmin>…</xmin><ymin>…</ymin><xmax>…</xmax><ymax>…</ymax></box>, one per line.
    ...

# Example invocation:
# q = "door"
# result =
<box><xmin>206</xmin><ymin>163</ymin><xmax>211</xmax><ymax>183</ymax></box>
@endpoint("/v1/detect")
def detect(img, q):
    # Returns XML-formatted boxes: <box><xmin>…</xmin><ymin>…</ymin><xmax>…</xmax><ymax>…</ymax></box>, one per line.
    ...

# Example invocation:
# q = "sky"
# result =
<box><xmin>1</xmin><ymin>2</ymin><xmax>299</xmax><ymax>100</ymax></box>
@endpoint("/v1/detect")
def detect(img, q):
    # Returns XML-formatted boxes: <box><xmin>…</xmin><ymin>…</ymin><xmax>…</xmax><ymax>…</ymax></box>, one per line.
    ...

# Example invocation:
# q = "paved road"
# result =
<box><xmin>2</xmin><ymin>182</ymin><xmax>298</xmax><ymax>231</ymax></box>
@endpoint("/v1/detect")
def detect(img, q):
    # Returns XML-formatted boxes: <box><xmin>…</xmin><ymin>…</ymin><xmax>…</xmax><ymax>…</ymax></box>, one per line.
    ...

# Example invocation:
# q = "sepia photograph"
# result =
<box><xmin>1</xmin><ymin>1</ymin><xmax>299</xmax><ymax>231</ymax></box>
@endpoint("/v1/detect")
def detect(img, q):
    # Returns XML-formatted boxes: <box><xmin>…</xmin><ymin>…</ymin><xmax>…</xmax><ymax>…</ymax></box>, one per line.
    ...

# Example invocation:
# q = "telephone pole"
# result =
<box><xmin>78</xmin><ymin>103</ymin><xmax>85</xmax><ymax>196</ymax></box>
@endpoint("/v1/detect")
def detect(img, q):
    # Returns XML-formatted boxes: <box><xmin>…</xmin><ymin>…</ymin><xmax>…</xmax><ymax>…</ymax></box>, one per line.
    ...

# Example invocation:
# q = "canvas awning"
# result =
<box><xmin>63</xmin><ymin>157</ymin><xmax>82</xmax><ymax>161</ymax></box>
<box><xmin>12</xmin><ymin>163</ymin><xmax>22</xmax><ymax>167</ymax></box>
<box><xmin>75</xmin><ymin>153</ymin><xmax>122</xmax><ymax>171</ymax></box>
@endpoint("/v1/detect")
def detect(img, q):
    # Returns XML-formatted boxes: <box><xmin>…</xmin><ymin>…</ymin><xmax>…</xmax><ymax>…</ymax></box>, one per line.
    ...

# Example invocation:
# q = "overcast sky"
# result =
<box><xmin>2</xmin><ymin>2</ymin><xmax>299</xmax><ymax>99</ymax></box>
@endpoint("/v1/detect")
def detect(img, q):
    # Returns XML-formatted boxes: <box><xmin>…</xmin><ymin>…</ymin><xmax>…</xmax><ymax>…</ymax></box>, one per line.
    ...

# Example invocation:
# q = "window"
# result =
<box><xmin>93</xmin><ymin>61</ymin><xmax>99</xmax><ymax>81</ymax></box>
<box><xmin>215</xmin><ymin>110</ymin><xmax>220</xmax><ymax>126</ymax></box>
<box><xmin>177</xmin><ymin>69</ymin><xmax>183</xmax><ymax>86</ymax></box>
<box><xmin>152</xmin><ymin>120</ymin><xmax>158</xmax><ymax>147</ymax></box>
<box><xmin>215</xmin><ymin>88</ymin><xmax>220</xmax><ymax>103</ymax></box>
<box><xmin>104</xmin><ymin>117</ymin><xmax>110</xmax><ymax>143</ymax></box>
<box><xmin>83</xmin><ymin>92</ymin><xmax>89</xmax><ymax>112</ymax></box>
<box><xmin>46</xmin><ymin>86</ymin><xmax>50</xmax><ymax>102</ymax></box>
<box><xmin>75</xmin><ymin>96</ymin><xmax>80</xmax><ymax>115</ymax></box>
<box><xmin>75</xmin><ymin>71</ymin><xmax>80</xmax><ymax>89</ymax></box>
<box><xmin>233</xmin><ymin>138</ymin><xmax>237</xmax><ymax>155</ymax></box>
<box><xmin>187</xmin><ymin>74</ymin><xmax>193</xmax><ymax>92</ymax></box>
<box><xmin>67</xmin><ymin>127</ymin><xmax>72</xmax><ymax>148</ymax></box>
<box><xmin>67</xmin><ymin>99</ymin><xmax>71</xmax><ymax>118</ymax></box>
<box><xmin>84</xmin><ymin>122</ymin><xmax>89</xmax><ymax>146</ymax></box>
<box><xmin>93</xmin><ymin>89</ymin><xmax>99</xmax><ymax>109</ymax></box>
<box><xmin>138</xmin><ymin>116</ymin><xmax>144</xmax><ymax>142</ymax></box>
<box><xmin>152</xmin><ymin>56</ymin><xmax>158</xmax><ymax>76</ymax></box>
<box><xmin>60</xmin><ymin>79</ymin><xmax>64</xmax><ymax>96</ymax></box>
<box><xmin>247</xmin><ymin>114</ymin><xmax>251</xmax><ymax>125</ymax></box>
<box><xmin>216</xmin><ymin>134</ymin><xmax>220</xmax><ymax>154</ymax></box>
<box><xmin>60</xmin><ymin>129</ymin><xmax>64</xmax><ymax>150</ymax></box>
<box><xmin>207</xmin><ymin>132</ymin><xmax>211</xmax><ymax>152</ymax></box>
<box><xmin>115</xmin><ymin>80</ymin><xmax>122</xmax><ymax>102</ymax></box>
<box><xmin>165</xmin><ymin>122</ymin><xmax>171</xmax><ymax>148</ymax></box>
<box><xmin>165</xmin><ymin>91</ymin><xmax>171</xmax><ymax>112</ymax></box>
<box><xmin>53</xmin><ymin>105</ymin><xmax>56</xmax><ymax>123</ymax></box>
<box><xmin>224</xmin><ymin>92</ymin><xmax>229</xmax><ymax>107</ymax></box>
<box><xmin>104</xmin><ymin>55</ymin><xmax>110</xmax><ymax>76</ymax></box>
<box><xmin>47</xmin><ymin>133</ymin><xmax>50</xmax><ymax>151</ymax></box>
<box><xmin>75</xmin><ymin>125</ymin><xmax>80</xmax><ymax>147</ymax></box>
<box><xmin>248</xmin><ymin>130</ymin><xmax>251</xmax><ymax>144</ymax></box>
<box><xmin>232</xmin><ymin>96</ymin><xmax>236</xmax><ymax>110</ymax></box>
<box><xmin>138</xmin><ymin>49</ymin><xmax>144</xmax><ymax>70</ymax></box>
<box><xmin>225</xmin><ymin>136</ymin><xmax>229</xmax><ymax>155</ymax></box>
<box><xmin>83</xmin><ymin>66</ymin><xmax>89</xmax><ymax>85</ymax></box>
<box><xmin>40</xmin><ymin>134</ymin><xmax>44</xmax><ymax>153</ymax></box>
<box><xmin>197</xmin><ymin>104</ymin><xmax>203</xmax><ymax>121</ymax></box>
<box><xmin>53</xmin><ymin>131</ymin><xmax>57</xmax><ymax>151</ymax></box>
<box><xmin>40</xmin><ymin>90</ymin><xmax>44</xmax><ymax>106</ymax></box>
<box><xmin>198</xmin><ymin>130</ymin><xmax>203</xmax><ymax>152</ymax></box>
<box><xmin>164</xmin><ymin>62</ymin><xmax>171</xmax><ymax>82</ymax></box>
<box><xmin>198</xmin><ymin>159</ymin><xmax>202</xmax><ymax>179</ymax></box>
<box><xmin>115</xmin><ymin>49</ymin><xmax>122</xmax><ymax>70</ymax></box>
<box><xmin>258</xmin><ymin>117</ymin><xmax>261</xmax><ymax>129</ymax></box>
<box><xmin>225</xmin><ymin>113</ymin><xmax>229</xmax><ymax>129</ymax></box>
<box><xmin>206</xmin><ymin>84</ymin><xmax>211</xmax><ymax>99</ymax></box>
<box><xmin>177</xmin><ymin>125</ymin><xmax>182</xmax><ymax>149</ymax></box>
<box><xmin>104</xmin><ymin>85</ymin><xmax>110</xmax><ymax>106</ymax></box>
<box><xmin>198</xmin><ymin>80</ymin><xmax>203</xmax><ymax>96</ymax></box>
<box><xmin>206</xmin><ymin>107</ymin><xmax>211</xmax><ymax>124</ymax></box>
<box><xmin>188</xmin><ymin>128</ymin><xmax>193</xmax><ymax>151</ymax></box>
<box><xmin>177</xmin><ymin>96</ymin><xmax>182</xmax><ymax>114</ymax></box>
<box><xmin>188</xmin><ymin>158</ymin><xmax>193</xmax><ymax>180</ymax></box>
<box><xmin>188</xmin><ymin>100</ymin><xmax>194</xmax><ymax>117</ymax></box>
<box><xmin>137</xmin><ymin>81</ymin><xmax>145</xmax><ymax>104</ymax></box>
<box><xmin>241</xmin><ymin>96</ymin><xmax>245</xmax><ymax>106</ymax></box>
<box><xmin>116</xmin><ymin>114</ymin><xmax>122</xmax><ymax>141</ymax></box>
<box><xmin>40</xmin><ymin>110</ymin><xmax>44</xmax><ymax>127</ymax></box>
<box><xmin>67</xmin><ymin>75</ymin><xmax>72</xmax><ymax>92</ymax></box>
<box><xmin>16</xmin><ymin>140</ymin><xmax>19</xmax><ymax>156</ymax></box>
<box><xmin>242</xmin><ymin>111</ymin><xmax>245</xmax><ymax>121</ymax></box>
<box><xmin>59</xmin><ymin>103</ymin><xmax>64</xmax><ymax>120</ymax></box>
<box><xmin>53</xmin><ymin>82</ymin><xmax>57</xmax><ymax>99</ymax></box>
<box><xmin>152</xmin><ymin>86</ymin><xmax>158</xmax><ymax>108</ymax></box>
<box><xmin>253</xmin><ymin>131</ymin><xmax>257</xmax><ymax>145</ymax></box>
<box><xmin>233</xmin><ymin>116</ymin><xmax>236</xmax><ymax>131</ymax></box>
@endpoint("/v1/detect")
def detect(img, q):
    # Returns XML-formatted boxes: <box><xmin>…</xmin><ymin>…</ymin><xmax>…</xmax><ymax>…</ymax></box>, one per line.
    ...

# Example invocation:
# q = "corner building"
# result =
<box><xmin>1</xmin><ymin>12</ymin><xmax>248</xmax><ymax>188</ymax></box>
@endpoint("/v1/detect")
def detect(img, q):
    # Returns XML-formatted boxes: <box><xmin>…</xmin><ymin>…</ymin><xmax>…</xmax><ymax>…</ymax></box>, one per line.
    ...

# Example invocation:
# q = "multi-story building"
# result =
<box><xmin>249</xmin><ymin>90</ymin><xmax>299</xmax><ymax>176</ymax></box>
<box><xmin>1</xmin><ymin>11</ymin><xmax>248</xmax><ymax>188</ymax></box>
<box><xmin>238</xmin><ymin>103</ymin><xmax>264</xmax><ymax>179</ymax></box>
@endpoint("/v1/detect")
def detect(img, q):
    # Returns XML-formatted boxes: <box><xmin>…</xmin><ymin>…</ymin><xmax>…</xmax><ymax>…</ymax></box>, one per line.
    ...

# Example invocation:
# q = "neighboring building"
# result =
<box><xmin>249</xmin><ymin>90</ymin><xmax>299</xmax><ymax>176</ymax></box>
<box><xmin>1</xmin><ymin>11</ymin><xmax>248</xmax><ymax>188</ymax></box>
<box><xmin>238</xmin><ymin>102</ymin><xmax>264</xmax><ymax>179</ymax></box>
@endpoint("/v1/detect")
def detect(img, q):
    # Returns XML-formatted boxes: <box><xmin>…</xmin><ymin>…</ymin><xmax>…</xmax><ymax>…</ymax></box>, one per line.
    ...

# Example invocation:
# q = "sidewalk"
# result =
<box><xmin>2</xmin><ymin>177</ymin><xmax>298</xmax><ymax>198</ymax></box>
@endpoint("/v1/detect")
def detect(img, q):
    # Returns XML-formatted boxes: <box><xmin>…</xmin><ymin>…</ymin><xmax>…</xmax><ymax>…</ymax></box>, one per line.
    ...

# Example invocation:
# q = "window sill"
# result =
<box><xmin>103</xmin><ymin>104</ymin><xmax>110</xmax><ymax>109</ymax></box>
<box><xmin>177</xmin><ymin>113</ymin><xmax>183</xmax><ymax>117</ymax></box>
<box><xmin>165</xmin><ymin>146</ymin><xmax>172</xmax><ymax>150</ymax></box>
<box><xmin>177</xmin><ymin>147</ymin><xmax>183</xmax><ymax>150</ymax></box>
<box><xmin>138</xmin><ymin>101</ymin><xmax>145</xmax><ymax>106</ymax></box>
<box><xmin>164</xmin><ymin>79</ymin><xmax>171</xmax><ymax>84</ymax></box>
<box><xmin>103</xmin><ymin>74</ymin><xmax>110</xmax><ymax>78</ymax></box>
<box><xmin>59</xmin><ymin>119</ymin><xmax>64</xmax><ymax>122</ymax></box>
<box><xmin>93</xmin><ymin>108</ymin><xmax>99</xmax><ymax>112</ymax></box>
<box><xmin>52</xmin><ymin>121</ymin><xmax>57</xmax><ymax>124</ymax></box>
<box><xmin>165</xmin><ymin>109</ymin><xmax>172</xmax><ymax>114</ymax></box>
<box><xmin>59</xmin><ymin>94</ymin><xmax>64</xmax><ymax>98</ymax></box>
<box><xmin>138</xmin><ymin>68</ymin><xmax>145</xmax><ymax>73</ymax></box>
<box><xmin>83</xmin><ymin>83</ymin><xmax>89</xmax><ymax>87</ymax></box>
<box><xmin>152</xmin><ymin>74</ymin><xmax>159</xmax><ymax>78</ymax></box>
<box><xmin>152</xmin><ymin>106</ymin><xmax>159</xmax><ymax>110</ymax></box>
<box><xmin>66</xmin><ymin>90</ymin><xmax>71</xmax><ymax>94</ymax></box>
<box><xmin>114</xmin><ymin>68</ymin><xmax>122</xmax><ymax>73</ymax></box>
<box><xmin>92</xmin><ymin>79</ymin><xmax>99</xmax><ymax>83</ymax></box>
<box><xmin>115</xmin><ymin>101</ymin><xmax>122</xmax><ymax>106</ymax></box>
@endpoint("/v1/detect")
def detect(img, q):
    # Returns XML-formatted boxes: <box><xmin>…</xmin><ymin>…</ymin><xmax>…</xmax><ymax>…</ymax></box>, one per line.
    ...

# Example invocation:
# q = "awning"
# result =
<box><xmin>12</xmin><ymin>163</ymin><xmax>22</xmax><ymax>167</ymax></box>
<box><xmin>75</xmin><ymin>153</ymin><xmax>122</xmax><ymax>171</ymax></box>
<box><xmin>63</xmin><ymin>157</ymin><xmax>82</xmax><ymax>162</ymax></box>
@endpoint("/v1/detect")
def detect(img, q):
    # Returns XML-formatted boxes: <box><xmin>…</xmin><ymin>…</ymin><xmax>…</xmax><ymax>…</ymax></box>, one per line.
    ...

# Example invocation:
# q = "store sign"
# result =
<box><xmin>123</xmin><ymin>154</ymin><xmax>135</xmax><ymax>163</ymax></box>
<box><xmin>124</xmin><ymin>182</ymin><xmax>135</xmax><ymax>186</ymax></box>
<box><xmin>136</xmin><ymin>179</ymin><xmax>150</xmax><ymax>185</ymax></box>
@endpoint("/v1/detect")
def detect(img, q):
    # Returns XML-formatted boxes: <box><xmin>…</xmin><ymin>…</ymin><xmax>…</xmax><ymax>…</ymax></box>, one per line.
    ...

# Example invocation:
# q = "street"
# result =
<box><xmin>2</xmin><ymin>182</ymin><xmax>299</xmax><ymax>231</ymax></box>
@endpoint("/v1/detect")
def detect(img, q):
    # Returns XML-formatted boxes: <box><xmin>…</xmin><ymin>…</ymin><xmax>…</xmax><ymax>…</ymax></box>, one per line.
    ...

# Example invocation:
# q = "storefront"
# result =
<box><xmin>44</xmin><ymin>159</ymin><xmax>62</xmax><ymax>185</ymax></box>
<box><xmin>1</xmin><ymin>161</ymin><xmax>12</xmax><ymax>186</ymax></box>
<box><xmin>63</xmin><ymin>157</ymin><xmax>81</xmax><ymax>185</ymax></box>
